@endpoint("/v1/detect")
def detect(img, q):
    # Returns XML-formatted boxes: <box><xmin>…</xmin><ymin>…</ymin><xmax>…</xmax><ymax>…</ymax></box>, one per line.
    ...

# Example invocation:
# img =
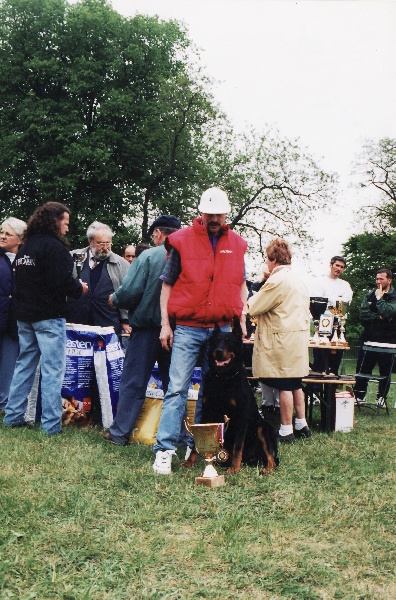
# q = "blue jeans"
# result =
<box><xmin>109</xmin><ymin>328</ymin><xmax>171</xmax><ymax>444</ymax></box>
<box><xmin>4</xmin><ymin>319</ymin><xmax>66</xmax><ymax>434</ymax></box>
<box><xmin>153</xmin><ymin>324</ymin><xmax>230</xmax><ymax>452</ymax></box>
<box><xmin>0</xmin><ymin>333</ymin><xmax>19</xmax><ymax>410</ymax></box>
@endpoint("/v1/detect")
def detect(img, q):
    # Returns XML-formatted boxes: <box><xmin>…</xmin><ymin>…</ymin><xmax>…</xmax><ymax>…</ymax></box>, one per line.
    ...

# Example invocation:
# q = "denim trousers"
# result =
<box><xmin>109</xmin><ymin>328</ymin><xmax>171</xmax><ymax>444</ymax></box>
<box><xmin>153</xmin><ymin>324</ymin><xmax>230</xmax><ymax>452</ymax></box>
<box><xmin>0</xmin><ymin>333</ymin><xmax>19</xmax><ymax>410</ymax></box>
<box><xmin>4</xmin><ymin>318</ymin><xmax>66</xmax><ymax>434</ymax></box>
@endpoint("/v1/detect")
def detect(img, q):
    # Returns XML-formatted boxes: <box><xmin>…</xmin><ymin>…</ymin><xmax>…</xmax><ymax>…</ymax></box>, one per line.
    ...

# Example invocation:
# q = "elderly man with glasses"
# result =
<box><xmin>67</xmin><ymin>221</ymin><xmax>130</xmax><ymax>338</ymax></box>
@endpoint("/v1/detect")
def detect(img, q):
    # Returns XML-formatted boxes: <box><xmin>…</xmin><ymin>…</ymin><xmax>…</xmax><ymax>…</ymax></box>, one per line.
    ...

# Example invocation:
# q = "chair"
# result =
<box><xmin>354</xmin><ymin>342</ymin><xmax>396</xmax><ymax>415</ymax></box>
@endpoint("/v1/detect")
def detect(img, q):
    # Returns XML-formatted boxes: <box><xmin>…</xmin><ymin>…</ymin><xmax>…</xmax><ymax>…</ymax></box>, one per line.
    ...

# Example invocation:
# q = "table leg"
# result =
<box><xmin>323</xmin><ymin>384</ymin><xmax>335</xmax><ymax>433</ymax></box>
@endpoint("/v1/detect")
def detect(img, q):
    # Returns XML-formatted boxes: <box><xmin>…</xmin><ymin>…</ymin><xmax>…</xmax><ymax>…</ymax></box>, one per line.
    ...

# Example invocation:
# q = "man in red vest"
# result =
<box><xmin>153</xmin><ymin>187</ymin><xmax>248</xmax><ymax>475</ymax></box>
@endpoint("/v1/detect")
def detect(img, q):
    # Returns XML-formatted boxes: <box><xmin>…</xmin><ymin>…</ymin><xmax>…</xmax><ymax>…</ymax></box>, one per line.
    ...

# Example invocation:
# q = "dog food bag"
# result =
<box><xmin>24</xmin><ymin>325</ymin><xmax>123</xmax><ymax>428</ymax></box>
<box><xmin>62</xmin><ymin>324</ymin><xmax>98</xmax><ymax>413</ymax></box>
<box><xmin>145</xmin><ymin>364</ymin><xmax>201</xmax><ymax>399</ymax></box>
<box><xmin>93</xmin><ymin>327</ymin><xmax>124</xmax><ymax>428</ymax></box>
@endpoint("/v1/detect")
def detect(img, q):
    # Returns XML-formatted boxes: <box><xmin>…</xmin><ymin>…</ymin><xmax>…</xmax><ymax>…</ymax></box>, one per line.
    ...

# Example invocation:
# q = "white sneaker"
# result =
<box><xmin>312</xmin><ymin>394</ymin><xmax>321</xmax><ymax>406</ymax></box>
<box><xmin>355</xmin><ymin>397</ymin><xmax>366</xmax><ymax>405</ymax></box>
<box><xmin>376</xmin><ymin>397</ymin><xmax>386</xmax><ymax>408</ymax></box>
<box><xmin>153</xmin><ymin>450</ymin><xmax>174</xmax><ymax>475</ymax></box>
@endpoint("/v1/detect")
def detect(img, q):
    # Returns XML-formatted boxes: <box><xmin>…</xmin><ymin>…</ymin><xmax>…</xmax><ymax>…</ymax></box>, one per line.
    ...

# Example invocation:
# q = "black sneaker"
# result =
<box><xmin>277</xmin><ymin>432</ymin><xmax>295</xmax><ymax>443</ymax></box>
<box><xmin>7</xmin><ymin>420</ymin><xmax>35</xmax><ymax>429</ymax></box>
<box><xmin>294</xmin><ymin>426</ymin><xmax>312</xmax><ymax>439</ymax></box>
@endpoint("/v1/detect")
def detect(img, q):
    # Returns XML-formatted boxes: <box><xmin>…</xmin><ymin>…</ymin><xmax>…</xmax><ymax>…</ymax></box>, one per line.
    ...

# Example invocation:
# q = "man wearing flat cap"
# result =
<box><xmin>104</xmin><ymin>214</ymin><xmax>181</xmax><ymax>445</ymax></box>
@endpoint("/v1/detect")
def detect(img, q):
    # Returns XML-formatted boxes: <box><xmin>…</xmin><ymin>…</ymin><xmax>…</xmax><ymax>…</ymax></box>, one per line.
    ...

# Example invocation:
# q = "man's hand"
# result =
<box><xmin>375</xmin><ymin>284</ymin><xmax>384</xmax><ymax>300</ymax></box>
<box><xmin>160</xmin><ymin>324</ymin><xmax>174</xmax><ymax>351</ymax></box>
<box><xmin>80</xmin><ymin>281</ymin><xmax>89</xmax><ymax>295</ymax></box>
<box><xmin>159</xmin><ymin>282</ymin><xmax>173</xmax><ymax>350</ymax></box>
<box><xmin>108</xmin><ymin>294</ymin><xmax>114</xmax><ymax>307</ymax></box>
<box><xmin>240</xmin><ymin>313</ymin><xmax>248</xmax><ymax>339</ymax></box>
<box><xmin>121</xmin><ymin>323</ymin><xmax>132</xmax><ymax>335</ymax></box>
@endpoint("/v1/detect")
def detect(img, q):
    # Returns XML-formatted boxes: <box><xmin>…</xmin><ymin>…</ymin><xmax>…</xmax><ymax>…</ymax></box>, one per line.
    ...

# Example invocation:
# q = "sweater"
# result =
<box><xmin>14</xmin><ymin>234</ymin><xmax>82</xmax><ymax>322</ymax></box>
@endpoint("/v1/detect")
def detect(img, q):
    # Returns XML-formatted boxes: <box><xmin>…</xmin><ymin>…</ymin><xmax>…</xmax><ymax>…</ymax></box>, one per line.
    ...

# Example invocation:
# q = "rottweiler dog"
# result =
<box><xmin>183</xmin><ymin>318</ymin><xmax>279</xmax><ymax>475</ymax></box>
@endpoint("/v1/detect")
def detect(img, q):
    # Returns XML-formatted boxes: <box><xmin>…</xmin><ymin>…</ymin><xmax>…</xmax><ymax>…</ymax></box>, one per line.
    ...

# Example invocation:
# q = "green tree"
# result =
<box><xmin>0</xmin><ymin>0</ymin><xmax>337</xmax><ymax>256</ymax></box>
<box><xmin>355</xmin><ymin>137</ymin><xmax>396</xmax><ymax>232</ymax></box>
<box><xmin>342</xmin><ymin>232</ymin><xmax>396</xmax><ymax>338</ymax></box>
<box><xmin>0</xmin><ymin>0</ymin><xmax>217</xmax><ymax>249</ymax></box>
<box><xmin>202</xmin><ymin>125</ymin><xmax>337</xmax><ymax>255</ymax></box>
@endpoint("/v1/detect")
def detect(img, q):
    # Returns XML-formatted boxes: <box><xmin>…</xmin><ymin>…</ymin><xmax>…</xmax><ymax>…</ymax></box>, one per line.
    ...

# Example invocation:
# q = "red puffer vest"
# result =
<box><xmin>167</xmin><ymin>217</ymin><xmax>247</xmax><ymax>327</ymax></box>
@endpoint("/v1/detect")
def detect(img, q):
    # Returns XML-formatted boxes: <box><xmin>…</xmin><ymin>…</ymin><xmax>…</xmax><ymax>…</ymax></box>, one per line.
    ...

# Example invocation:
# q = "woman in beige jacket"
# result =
<box><xmin>247</xmin><ymin>238</ymin><xmax>311</xmax><ymax>442</ymax></box>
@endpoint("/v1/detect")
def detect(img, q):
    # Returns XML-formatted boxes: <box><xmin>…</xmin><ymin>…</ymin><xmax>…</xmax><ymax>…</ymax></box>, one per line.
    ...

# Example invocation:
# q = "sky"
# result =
<box><xmin>71</xmin><ymin>0</ymin><xmax>396</xmax><ymax>278</ymax></box>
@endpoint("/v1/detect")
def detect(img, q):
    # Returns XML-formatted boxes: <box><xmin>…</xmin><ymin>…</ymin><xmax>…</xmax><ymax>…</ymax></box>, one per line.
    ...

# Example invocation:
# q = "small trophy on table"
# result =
<box><xmin>184</xmin><ymin>417</ymin><xmax>229</xmax><ymax>487</ymax></box>
<box><xmin>328</xmin><ymin>302</ymin><xmax>341</xmax><ymax>344</ymax></box>
<box><xmin>309</xmin><ymin>297</ymin><xmax>328</xmax><ymax>344</ymax></box>
<box><xmin>327</xmin><ymin>301</ymin><xmax>350</xmax><ymax>346</ymax></box>
<box><xmin>338</xmin><ymin>301</ymin><xmax>350</xmax><ymax>345</ymax></box>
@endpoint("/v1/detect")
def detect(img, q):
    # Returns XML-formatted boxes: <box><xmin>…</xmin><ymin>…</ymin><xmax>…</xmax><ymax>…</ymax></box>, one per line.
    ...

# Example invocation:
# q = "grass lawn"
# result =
<box><xmin>1</xmin><ymin>403</ymin><xmax>395</xmax><ymax>600</ymax></box>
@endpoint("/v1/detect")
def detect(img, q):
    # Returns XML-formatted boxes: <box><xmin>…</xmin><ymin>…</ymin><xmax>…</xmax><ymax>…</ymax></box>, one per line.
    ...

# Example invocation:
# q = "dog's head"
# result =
<box><xmin>210</xmin><ymin>317</ymin><xmax>244</xmax><ymax>374</ymax></box>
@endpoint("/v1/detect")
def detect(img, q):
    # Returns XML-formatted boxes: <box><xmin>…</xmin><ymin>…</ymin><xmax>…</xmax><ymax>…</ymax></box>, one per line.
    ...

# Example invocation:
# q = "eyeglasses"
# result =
<box><xmin>0</xmin><ymin>230</ymin><xmax>17</xmax><ymax>238</ymax></box>
<box><xmin>94</xmin><ymin>241</ymin><xmax>112</xmax><ymax>248</ymax></box>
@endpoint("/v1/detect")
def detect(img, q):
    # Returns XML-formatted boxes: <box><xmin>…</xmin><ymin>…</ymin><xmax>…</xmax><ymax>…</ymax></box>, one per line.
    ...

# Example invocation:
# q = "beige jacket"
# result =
<box><xmin>247</xmin><ymin>265</ymin><xmax>310</xmax><ymax>379</ymax></box>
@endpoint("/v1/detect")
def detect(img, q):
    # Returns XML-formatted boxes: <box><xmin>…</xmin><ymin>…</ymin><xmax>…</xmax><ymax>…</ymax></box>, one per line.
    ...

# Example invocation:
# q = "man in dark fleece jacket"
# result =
<box><xmin>4</xmin><ymin>202</ymin><xmax>88</xmax><ymax>435</ymax></box>
<box><xmin>354</xmin><ymin>268</ymin><xmax>396</xmax><ymax>406</ymax></box>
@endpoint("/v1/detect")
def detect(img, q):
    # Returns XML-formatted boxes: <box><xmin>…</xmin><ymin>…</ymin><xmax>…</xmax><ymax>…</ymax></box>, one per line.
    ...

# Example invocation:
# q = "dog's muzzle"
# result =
<box><xmin>214</xmin><ymin>349</ymin><xmax>234</xmax><ymax>367</ymax></box>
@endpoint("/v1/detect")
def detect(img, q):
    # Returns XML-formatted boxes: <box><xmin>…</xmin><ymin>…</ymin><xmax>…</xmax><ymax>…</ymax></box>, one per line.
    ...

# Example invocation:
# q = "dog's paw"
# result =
<box><xmin>226</xmin><ymin>466</ymin><xmax>240</xmax><ymax>474</ymax></box>
<box><xmin>181</xmin><ymin>458</ymin><xmax>194</xmax><ymax>468</ymax></box>
<box><xmin>259</xmin><ymin>457</ymin><xmax>278</xmax><ymax>475</ymax></box>
<box><xmin>258</xmin><ymin>466</ymin><xmax>273</xmax><ymax>475</ymax></box>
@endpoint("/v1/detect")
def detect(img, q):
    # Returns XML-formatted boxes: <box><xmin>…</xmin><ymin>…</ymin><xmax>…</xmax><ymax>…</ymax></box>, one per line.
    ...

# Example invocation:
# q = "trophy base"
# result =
<box><xmin>195</xmin><ymin>475</ymin><xmax>226</xmax><ymax>487</ymax></box>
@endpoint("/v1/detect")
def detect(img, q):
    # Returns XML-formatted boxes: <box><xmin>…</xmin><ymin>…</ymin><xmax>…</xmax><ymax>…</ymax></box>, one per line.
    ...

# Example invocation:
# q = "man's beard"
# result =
<box><xmin>92</xmin><ymin>247</ymin><xmax>111</xmax><ymax>261</ymax></box>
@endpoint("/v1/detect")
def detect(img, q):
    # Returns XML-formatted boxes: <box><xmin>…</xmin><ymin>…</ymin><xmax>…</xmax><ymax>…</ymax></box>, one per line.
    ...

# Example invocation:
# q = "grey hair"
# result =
<box><xmin>2</xmin><ymin>217</ymin><xmax>27</xmax><ymax>239</ymax></box>
<box><xmin>86</xmin><ymin>221</ymin><xmax>114</xmax><ymax>241</ymax></box>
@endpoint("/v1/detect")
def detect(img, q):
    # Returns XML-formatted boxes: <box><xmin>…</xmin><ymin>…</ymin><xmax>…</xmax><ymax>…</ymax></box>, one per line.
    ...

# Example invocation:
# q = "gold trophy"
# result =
<box><xmin>328</xmin><ymin>302</ymin><xmax>341</xmax><ymax>344</ymax></box>
<box><xmin>328</xmin><ymin>301</ymin><xmax>349</xmax><ymax>346</ymax></box>
<box><xmin>184</xmin><ymin>416</ymin><xmax>229</xmax><ymax>487</ymax></box>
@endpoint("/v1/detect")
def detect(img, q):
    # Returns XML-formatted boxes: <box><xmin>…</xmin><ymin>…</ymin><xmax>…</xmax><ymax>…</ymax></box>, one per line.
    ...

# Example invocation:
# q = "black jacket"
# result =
<box><xmin>0</xmin><ymin>249</ymin><xmax>17</xmax><ymax>337</ymax></box>
<box><xmin>360</xmin><ymin>287</ymin><xmax>396</xmax><ymax>343</ymax></box>
<box><xmin>14</xmin><ymin>234</ymin><xmax>82</xmax><ymax>322</ymax></box>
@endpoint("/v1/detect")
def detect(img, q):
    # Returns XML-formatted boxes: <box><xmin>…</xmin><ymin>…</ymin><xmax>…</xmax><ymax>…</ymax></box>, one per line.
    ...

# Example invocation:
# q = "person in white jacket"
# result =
<box><xmin>311</xmin><ymin>256</ymin><xmax>353</xmax><ymax>375</ymax></box>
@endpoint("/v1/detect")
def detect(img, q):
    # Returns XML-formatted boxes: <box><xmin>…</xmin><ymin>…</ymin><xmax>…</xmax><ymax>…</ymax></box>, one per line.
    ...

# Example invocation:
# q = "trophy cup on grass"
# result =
<box><xmin>309</xmin><ymin>297</ymin><xmax>328</xmax><ymax>344</ymax></box>
<box><xmin>73</xmin><ymin>252</ymin><xmax>86</xmax><ymax>277</ymax></box>
<box><xmin>184</xmin><ymin>416</ymin><xmax>229</xmax><ymax>487</ymax></box>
